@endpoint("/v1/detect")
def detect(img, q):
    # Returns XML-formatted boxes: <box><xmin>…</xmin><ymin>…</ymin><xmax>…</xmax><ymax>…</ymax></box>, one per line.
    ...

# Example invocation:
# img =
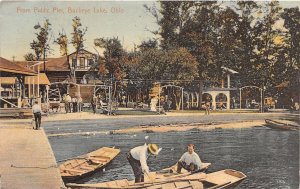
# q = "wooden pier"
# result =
<box><xmin>0</xmin><ymin>126</ymin><xmax>65</xmax><ymax>189</ymax></box>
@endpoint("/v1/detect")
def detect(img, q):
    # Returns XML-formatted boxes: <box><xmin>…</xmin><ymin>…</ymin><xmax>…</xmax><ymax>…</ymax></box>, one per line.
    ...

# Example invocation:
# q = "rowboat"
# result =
<box><xmin>59</xmin><ymin>147</ymin><xmax>120</xmax><ymax>182</ymax></box>
<box><xmin>67</xmin><ymin>165</ymin><xmax>246</xmax><ymax>189</ymax></box>
<box><xmin>265</xmin><ymin>119</ymin><xmax>299</xmax><ymax>131</ymax></box>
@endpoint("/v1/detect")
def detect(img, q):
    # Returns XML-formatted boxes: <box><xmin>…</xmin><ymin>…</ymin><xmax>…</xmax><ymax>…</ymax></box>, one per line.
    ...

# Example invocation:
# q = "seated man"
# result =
<box><xmin>177</xmin><ymin>144</ymin><xmax>202</xmax><ymax>173</ymax></box>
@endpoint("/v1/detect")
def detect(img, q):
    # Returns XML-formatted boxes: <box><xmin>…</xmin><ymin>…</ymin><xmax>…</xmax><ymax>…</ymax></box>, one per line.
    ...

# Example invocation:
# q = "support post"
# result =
<box><xmin>181</xmin><ymin>88</ymin><xmax>183</xmax><ymax>112</ymax></box>
<box><xmin>239</xmin><ymin>88</ymin><xmax>242</xmax><ymax>109</ymax></box>
<box><xmin>158</xmin><ymin>84</ymin><xmax>161</xmax><ymax>114</ymax></box>
<box><xmin>260</xmin><ymin>88</ymin><xmax>263</xmax><ymax>113</ymax></box>
<box><xmin>37</xmin><ymin>65</ymin><xmax>40</xmax><ymax>97</ymax></box>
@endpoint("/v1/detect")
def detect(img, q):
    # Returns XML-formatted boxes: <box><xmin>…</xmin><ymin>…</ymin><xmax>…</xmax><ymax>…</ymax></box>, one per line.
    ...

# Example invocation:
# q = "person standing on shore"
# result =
<box><xmin>91</xmin><ymin>96</ymin><xmax>96</xmax><ymax>114</ymax></box>
<box><xmin>205</xmin><ymin>98</ymin><xmax>211</xmax><ymax>115</ymax></box>
<box><xmin>65</xmin><ymin>94</ymin><xmax>72</xmax><ymax>113</ymax></box>
<box><xmin>127</xmin><ymin>143</ymin><xmax>161</xmax><ymax>183</ymax></box>
<box><xmin>32</xmin><ymin>101</ymin><xmax>42</xmax><ymax>130</ymax></box>
<box><xmin>177</xmin><ymin>144</ymin><xmax>202</xmax><ymax>173</ymax></box>
<box><xmin>77</xmin><ymin>95</ymin><xmax>83</xmax><ymax>112</ymax></box>
<box><xmin>72</xmin><ymin>96</ymin><xmax>77</xmax><ymax>112</ymax></box>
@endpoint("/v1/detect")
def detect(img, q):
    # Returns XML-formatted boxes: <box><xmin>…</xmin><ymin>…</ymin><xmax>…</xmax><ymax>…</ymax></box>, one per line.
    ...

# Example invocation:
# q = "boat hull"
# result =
<box><xmin>66</xmin><ymin>168</ymin><xmax>247</xmax><ymax>189</ymax></box>
<box><xmin>265</xmin><ymin>119</ymin><xmax>299</xmax><ymax>131</ymax></box>
<box><xmin>59</xmin><ymin>147</ymin><xmax>120</xmax><ymax>183</ymax></box>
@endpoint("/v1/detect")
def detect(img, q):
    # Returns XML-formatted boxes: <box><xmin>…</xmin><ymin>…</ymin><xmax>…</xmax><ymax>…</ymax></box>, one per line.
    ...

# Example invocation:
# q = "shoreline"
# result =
<box><xmin>46</xmin><ymin>120</ymin><xmax>266</xmax><ymax>137</ymax></box>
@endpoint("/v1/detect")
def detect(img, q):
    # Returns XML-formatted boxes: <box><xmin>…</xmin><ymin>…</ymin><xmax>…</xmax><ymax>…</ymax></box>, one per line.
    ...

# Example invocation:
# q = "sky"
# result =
<box><xmin>0</xmin><ymin>1</ymin><xmax>299</xmax><ymax>61</ymax></box>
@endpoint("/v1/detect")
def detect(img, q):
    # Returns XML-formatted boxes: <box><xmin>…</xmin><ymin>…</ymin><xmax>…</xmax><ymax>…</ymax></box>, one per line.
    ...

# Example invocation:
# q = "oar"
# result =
<box><xmin>57</xmin><ymin>156</ymin><xmax>88</xmax><ymax>163</ymax></box>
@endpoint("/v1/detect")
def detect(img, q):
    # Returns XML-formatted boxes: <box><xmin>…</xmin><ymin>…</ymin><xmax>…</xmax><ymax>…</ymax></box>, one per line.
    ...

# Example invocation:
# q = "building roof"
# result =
<box><xmin>43</xmin><ymin>56</ymin><xmax>70</xmax><ymax>71</ymax></box>
<box><xmin>221</xmin><ymin>66</ymin><xmax>238</xmax><ymax>74</ymax></box>
<box><xmin>0</xmin><ymin>57</ymin><xmax>36</xmax><ymax>76</ymax></box>
<box><xmin>25</xmin><ymin>73</ymin><xmax>50</xmax><ymax>85</ymax></box>
<box><xmin>69</xmin><ymin>49</ymin><xmax>96</xmax><ymax>56</ymax></box>
<box><xmin>275</xmin><ymin>81</ymin><xmax>289</xmax><ymax>88</ymax></box>
<box><xmin>16</xmin><ymin>56</ymin><xmax>70</xmax><ymax>72</ymax></box>
<box><xmin>0</xmin><ymin>77</ymin><xmax>17</xmax><ymax>84</ymax></box>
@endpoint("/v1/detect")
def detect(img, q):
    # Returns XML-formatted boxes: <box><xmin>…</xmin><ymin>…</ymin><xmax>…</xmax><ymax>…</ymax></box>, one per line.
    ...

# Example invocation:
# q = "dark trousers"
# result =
<box><xmin>73</xmin><ymin>102</ymin><xmax>77</xmax><ymax>112</ymax></box>
<box><xmin>65</xmin><ymin>102</ymin><xmax>72</xmax><ymax>113</ymax></box>
<box><xmin>34</xmin><ymin>112</ymin><xmax>41</xmax><ymax>130</ymax></box>
<box><xmin>177</xmin><ymin>161</ymin><xmax>198</xmax><ymax>173</ymax></box>
<box><xmin>127</xmin><ymin>152</ymin><xmax>144</xmax><ymax>183</ymax></box>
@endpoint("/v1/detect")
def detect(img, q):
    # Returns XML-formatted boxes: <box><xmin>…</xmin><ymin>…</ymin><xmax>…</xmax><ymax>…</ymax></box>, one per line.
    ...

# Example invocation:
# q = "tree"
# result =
<box><xmin>138</xmin><ymin>39</ymin><xmax>158</xmax><ymax>52</ymax></box>
<box><xmin>71</xmin><ymin>16</ymin><xmax>87</xmax><ymax>82</ymax></box>
<box><xmin>24</xmin><ymin>53</ymin><xmax>36</xmax><ymax>61</ymax></box>
<box><xmin>54</xmin><ymin>31</ymin><xmax>68</xmax><ymax>56</ymax></box>
<box><xmin>30</xmin><ymin>19</ymin><xmax>52</xmax><ymax>71</ymax></box>
<box><xmin>129</xmin><ymin>47</ymin><xmax>198</xmax><ymax>110</ymax></box>
<box><xmin>276</xmin><ymin>7</ymin><xmax>300</xmax><ymax>103</ymax></box>
<box><xmin>235</xmin><ymin>1</ymin><xmax>260</xmax><ymax>86</ymax></box>
<box><xmin>252</xmin><ymin>1</ymin><xmax>282</xmax><ymax>89</ymax></box>
<box><xmin>94</xmin><ymin>37</ymin><xmax>126</xmax><ymax>98</ymax></box>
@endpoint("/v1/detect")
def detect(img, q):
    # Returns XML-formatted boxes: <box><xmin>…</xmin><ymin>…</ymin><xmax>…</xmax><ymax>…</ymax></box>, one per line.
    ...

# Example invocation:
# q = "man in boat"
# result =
<box><xmin>177</xmin><ymin>144</ymin><xmax>202</xmax><ymax>173</ymax></box>
<box><xmin>127</xmin><ymin>143</ymin><xmax>160</xmax><ymax>183</ymax></box>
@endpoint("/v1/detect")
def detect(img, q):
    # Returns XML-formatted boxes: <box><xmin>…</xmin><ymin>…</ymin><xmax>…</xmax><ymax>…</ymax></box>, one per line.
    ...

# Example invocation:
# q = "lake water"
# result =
<box><xmin>49</xmin><ymin>127</ymin><xmax>299</xmax><ymax>189</ymax></box>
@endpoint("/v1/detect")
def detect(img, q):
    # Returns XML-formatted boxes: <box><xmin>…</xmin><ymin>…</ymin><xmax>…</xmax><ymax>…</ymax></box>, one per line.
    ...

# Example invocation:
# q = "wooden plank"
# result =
<box><xmin>79</xmin><ymin>165</ymin><xmax>95</xmax><ymax>170</ymax></box>
<box><xmin>61</xmin><ymin>168</ymin><xmax>86</xmax><ymax>174</ymax></box>
<box><xmin>190</xmin><ymin>181</ymin><xmax>203</xmax><ymax>189</ymax></box>
<box><xmin>90</xmin><ymin>155</ymin><xmax>111</xmax><ymax>160</ymax></box>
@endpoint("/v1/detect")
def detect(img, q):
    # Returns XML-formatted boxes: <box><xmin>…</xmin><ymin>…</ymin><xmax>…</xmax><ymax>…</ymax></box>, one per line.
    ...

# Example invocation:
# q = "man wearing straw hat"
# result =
<box><xmin>127</xmin><ymin>143</ymin><xmax>161</xmax><ymax>183</ymax></box>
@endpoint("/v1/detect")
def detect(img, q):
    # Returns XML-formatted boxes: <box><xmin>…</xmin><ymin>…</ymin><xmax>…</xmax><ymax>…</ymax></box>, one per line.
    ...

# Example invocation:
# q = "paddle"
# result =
<box><xmin>57</xmin><ymin>157</ymin><xmax>87</xmax><ymax>163</ymax></box>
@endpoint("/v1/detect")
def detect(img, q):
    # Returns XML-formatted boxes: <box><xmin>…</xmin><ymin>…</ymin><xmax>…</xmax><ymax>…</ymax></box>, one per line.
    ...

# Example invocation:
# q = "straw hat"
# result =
<box><xmin>148</xmin><ymin>144</ymin><xmax>159</xmax><ymax>155</ymax></box>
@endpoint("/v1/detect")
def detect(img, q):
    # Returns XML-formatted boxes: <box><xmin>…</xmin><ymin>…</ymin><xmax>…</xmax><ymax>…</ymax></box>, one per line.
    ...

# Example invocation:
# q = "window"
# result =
<box><xmin>88</xmin><ymin>59</ymin><xmax>94</xmax><ymax>66</ymax></box>
<box><xmin>80</xmin><ymin>57</ymin><xmax>85</xmax><ymax>68</ymax></box>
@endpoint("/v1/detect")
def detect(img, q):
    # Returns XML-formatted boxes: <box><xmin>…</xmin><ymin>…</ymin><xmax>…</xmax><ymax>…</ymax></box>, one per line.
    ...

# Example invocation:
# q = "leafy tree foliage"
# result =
<box><xmin>54</xmin><ymin>32</ymin><xmax>68</xmax><ymax>56</ymax></box>
<box><xmin>24</xmin><ymin>53</ymin><xmax>36</xmax><ymax>61</ymax></box>
<box><xmin>71</xmin><ymin>16</ymin><xmax>87</xmax><ymax>53</ymax></box>
<box><xmin>30</xmin><ymin>18</ymin><xmax>51</xmax><ymax>67</ymax></box>
<box><xmin>148</xmin><ymin>1</ymin><xmax>299</xmax><ymax>106</ymax></box>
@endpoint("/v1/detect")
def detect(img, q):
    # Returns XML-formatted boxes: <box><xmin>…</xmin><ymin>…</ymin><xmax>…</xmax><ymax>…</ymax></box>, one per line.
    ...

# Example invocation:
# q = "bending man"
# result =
<box><xmin>127</xmin><ymin>143</ymin><xmax>160</xmax><ymax>183</ymax></box>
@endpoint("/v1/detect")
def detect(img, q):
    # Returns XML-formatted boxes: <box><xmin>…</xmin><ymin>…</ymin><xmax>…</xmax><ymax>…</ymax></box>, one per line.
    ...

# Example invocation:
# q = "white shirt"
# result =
<box><xmin>130</xmin><ymin>144</ymin><xmax>149</xmax><ymax>173</ymax></box>
<box><xmin>65</xmin><ymin>95</ymin><xmax>71</xmax><ymax>102</ymax></box>
<box><xmin>32</xmin><ymin>104</ymin><xmax>42</xmax><ymax>113</ymax></box>
<box><xmin>179</xmin><ymin>152</ymin><xmax>202</xmax><ymax>168</ymax></box>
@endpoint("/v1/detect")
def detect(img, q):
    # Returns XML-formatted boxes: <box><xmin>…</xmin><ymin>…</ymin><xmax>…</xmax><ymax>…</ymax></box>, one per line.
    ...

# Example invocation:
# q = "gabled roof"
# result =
<box><xmin>17</xmin><ymin>56</ymin><xmax>70</xmax><ymax>72</ymax></box>
<box><xmin>0</xmin><ymin>57</ymin><xmax>36</xmax><ymax>76</ymax></box>
<box><xmin>69</xmin><ymin>49</ymin><xmax>96</xmax><ymax>56</ymax></box>
<box><xmin>43</xmin><ymin>56</ymin><xmax>70</xmax><ymax>71</ymax></box>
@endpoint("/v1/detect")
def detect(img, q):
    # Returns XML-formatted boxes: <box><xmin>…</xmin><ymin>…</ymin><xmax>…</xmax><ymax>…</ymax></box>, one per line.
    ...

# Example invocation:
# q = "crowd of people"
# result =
<box><xmin>63</xmin><ymin>93</ymin><xmax>83</xmax><ymax>113</ymax></box>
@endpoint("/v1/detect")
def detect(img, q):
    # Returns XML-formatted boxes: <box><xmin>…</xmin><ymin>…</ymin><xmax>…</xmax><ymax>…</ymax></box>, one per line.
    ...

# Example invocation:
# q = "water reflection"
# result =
<box><xmin>49</xmin><ymin>127</ymin><xmax>299</xmax><ymax>189</ymax></box>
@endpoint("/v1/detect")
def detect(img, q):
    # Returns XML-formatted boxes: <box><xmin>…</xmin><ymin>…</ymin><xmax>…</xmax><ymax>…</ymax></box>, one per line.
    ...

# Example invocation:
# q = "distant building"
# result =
<box><xmin>17</xmin><ymin>49</ymin><xmax>97</xmax><ymax>84</ymax></box>
<box><xmin>185</xmin><ymin>67</ymin><xmax>239</xmax><ymax>110</ymax></box>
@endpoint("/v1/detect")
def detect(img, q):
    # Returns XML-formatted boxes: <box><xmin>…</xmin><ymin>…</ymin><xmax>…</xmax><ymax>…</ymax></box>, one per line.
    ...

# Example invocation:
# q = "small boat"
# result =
<box><xmin>265</xmin><ymin>119</ymin><xmax>299</xmax><ymax>131</ymax></box>
<box><xmin>67</xmin><ymin>165</ymin><xmax>246</xmax><ymax>189</ymax></box>
<box><xmin>59</xmin><ymin>147</ymin><xmax>120</xmax><ymax>182</ymax></box>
